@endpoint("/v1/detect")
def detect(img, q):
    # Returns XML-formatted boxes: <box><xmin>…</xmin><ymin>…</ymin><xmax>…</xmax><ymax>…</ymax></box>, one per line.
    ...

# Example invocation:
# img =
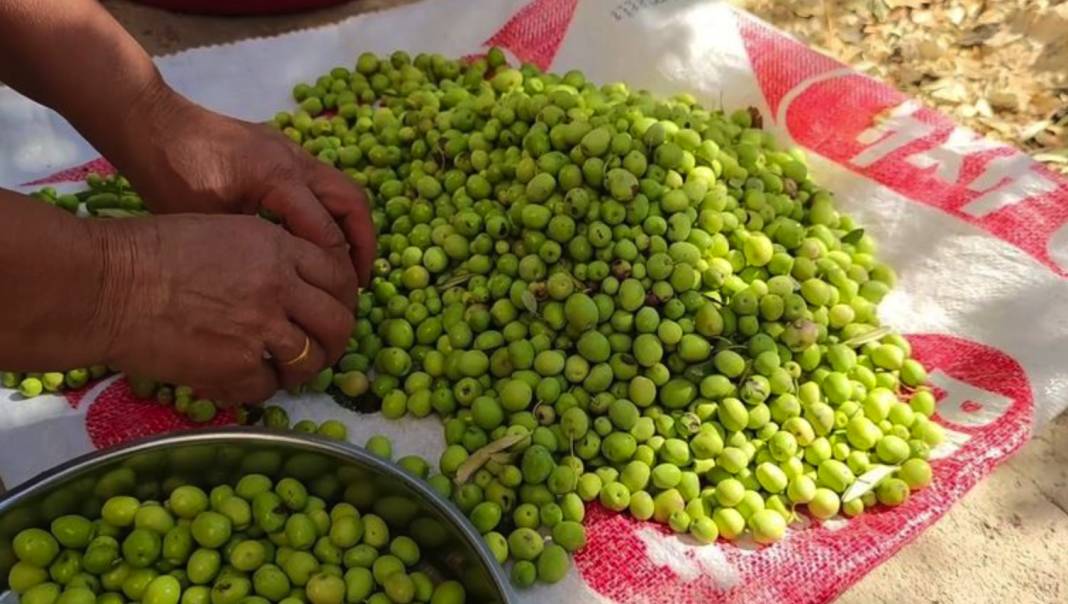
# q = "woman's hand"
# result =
<box><xmin>93</xmin><ymin>214</ymin><xmax>359</xmax><ymax>404</ymax></box>
<box><xmin>115</xmin><ymin>84</ymin><xmax>376</xmax><ymax>289</ymax></box>
<box><xmin>0</xmin><ymin>0</ymin><xmax>376</xmax><ymax>401</ymax></box>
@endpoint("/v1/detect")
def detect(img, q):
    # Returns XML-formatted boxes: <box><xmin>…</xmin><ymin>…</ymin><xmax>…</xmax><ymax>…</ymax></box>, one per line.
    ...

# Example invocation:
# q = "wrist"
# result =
<box><xmin>108</xmin><ymin>74</ymin><xmax>192</xmax><ymax>176</ymax></box>
<box><xmin>111</xmin><ymin>74</ymin><xmax>189</xmax><ymax>165</ymax></box>
<box><xmin>126</xmin><ymin>73</ymin><xmax>190</xmax><ymax>137</ymax></box>
<box><xmin>110</xmin><ymin>78</ymin><xmax>232</xmax><ymax>214</ymax></box>
<box><xmin>83</xmin><ymin>217</ymin><xmax>164</xmax><ymax>367</ymax></box>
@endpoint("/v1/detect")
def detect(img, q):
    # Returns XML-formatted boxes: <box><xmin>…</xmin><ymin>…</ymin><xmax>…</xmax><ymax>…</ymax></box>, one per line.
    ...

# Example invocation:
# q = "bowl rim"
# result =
<box><xmin>0</xmin><ymin>426</ymin><xmax>516</xmax><ymax>602</ymax></box>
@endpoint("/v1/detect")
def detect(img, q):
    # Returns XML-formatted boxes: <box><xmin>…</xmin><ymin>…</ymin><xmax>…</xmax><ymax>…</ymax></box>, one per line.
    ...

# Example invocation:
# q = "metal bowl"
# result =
<box><xmin>0</xmin><ymin>428</ymin><xmax>515</xmax><ymax>603</ymax></box>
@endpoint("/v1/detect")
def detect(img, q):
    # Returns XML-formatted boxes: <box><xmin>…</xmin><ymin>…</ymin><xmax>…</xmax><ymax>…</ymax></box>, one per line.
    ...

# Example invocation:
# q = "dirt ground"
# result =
<box><xmin>739</xmin><ymin>0</ymin><xmax>1068</xmax><ymax>176</ymax></box>
<box><xmin>100</xmin><ymin>1</ymin><xmax>1068</xmax><ymax>602</ymax></box>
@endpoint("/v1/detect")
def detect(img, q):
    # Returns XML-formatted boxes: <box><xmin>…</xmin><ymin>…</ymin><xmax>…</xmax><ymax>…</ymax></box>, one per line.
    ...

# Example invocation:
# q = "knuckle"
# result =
<box><xmin>267</xmin><ymin>319</ymin><xmax>295</xmax><ymax>353</ymax></box>
<box><xmin>251</xmin><ymin>308</ymin><xmax>276</xmax><ymax>334</ymax></box>
<box><xmin>272</xmin><ymin>268</ymin><xmax>297</xmax><ymax>302</ymax></box>
<box><xmin>318</xmin><ymin>215</ymin><xmax>346</xmax><ymax>249</ymax></box>
<box><xmin>239</xmin><ymin>351</ymin><xmax>262</xmax><ymax>373</ymax></box>
<box><xmin>231</xmin><ymin>349</ymin><xmax>269</xmax><ymax>390</ymax></box>
<box><xmin>261</xmin><ymin>273</ymin><xmax>281</xmax><ymax>301</ymax></box>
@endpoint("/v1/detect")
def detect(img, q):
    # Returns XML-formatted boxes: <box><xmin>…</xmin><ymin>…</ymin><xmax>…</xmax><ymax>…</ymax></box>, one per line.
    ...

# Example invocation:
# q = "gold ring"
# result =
<box><xmin>282</xmin><ymin>336</ymin><xmax>311</xmax><ymax>367</ymax></box>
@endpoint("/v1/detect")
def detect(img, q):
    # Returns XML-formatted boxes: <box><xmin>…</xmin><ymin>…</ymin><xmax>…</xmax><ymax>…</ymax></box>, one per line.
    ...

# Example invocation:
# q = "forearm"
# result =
<box><xmin>0</xmin><ymin>189</ymin><xmax>132</xmax><ymax>372</ymax></box>
<box><xmin>0</xmin><ymin>0</ymin><xmax>191</xmax><ymax>176</ymax></box>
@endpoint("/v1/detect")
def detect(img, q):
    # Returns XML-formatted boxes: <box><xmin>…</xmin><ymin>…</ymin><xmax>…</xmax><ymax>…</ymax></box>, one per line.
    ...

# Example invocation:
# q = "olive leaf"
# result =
<box><xmin>841</xmin><ymin>228</ymin><xmax>865</xmax><ymax>245</ymax></box>
<box><xmin>684</xmin><ymin>362</ymin><xmax>716</xmax><ymax>383</ymax></box>
<box><xmin>702</xmin><ymin>290</ymin><xmax>724</xmax><ymax>304</ymax></box>
<box><xmin>454</xmin><ymin>433</ymin><xmax>527</xmax><ymax>485</ymax></box>
<box><xmin>842</xmin><ymin>464</ymin><xmax>899</xmax><ymax>503</ymax></box>
<box><xmin>842</xmin><ymin>325</ymin><xmax>892</xmax><ymax>348</ymax></box>
<box><xmin>489</xmin><ymin>452</ymin><xmax>514</xmax><ymax>465</ymax></box>
<box><xmin>521</xmin><ymin>290</ymin><xmax>538</xmax><ymax>315</ymax></box>
<box><xmin>438</xmin><ymin>272</ymin><xmax>472</xmax><ymax>289</ymax></box>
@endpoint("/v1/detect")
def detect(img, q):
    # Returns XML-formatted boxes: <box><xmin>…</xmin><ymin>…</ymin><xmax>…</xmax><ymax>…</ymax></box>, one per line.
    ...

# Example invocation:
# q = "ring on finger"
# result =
<box><xmin>281</xmin><ymin>336</ymin><xmax>312</xmax><ymax>367</ymax></box>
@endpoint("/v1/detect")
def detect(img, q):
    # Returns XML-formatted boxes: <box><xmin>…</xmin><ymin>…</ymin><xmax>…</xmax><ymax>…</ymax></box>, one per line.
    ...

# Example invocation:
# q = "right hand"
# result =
<box><xmin>92</xmin><ymin>213</ymin><xmax>359</xmax><ymax>404</ymax></box>
<box><xmin>113</xmin><ymin>92</ymin><xmax>377</xmax><ymax>291</ymax></box>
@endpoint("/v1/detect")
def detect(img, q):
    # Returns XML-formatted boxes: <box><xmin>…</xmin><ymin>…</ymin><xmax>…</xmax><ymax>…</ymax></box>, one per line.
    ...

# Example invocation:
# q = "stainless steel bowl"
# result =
<box><xmin>0</xmin><ymin>428</ymin><xmax>515</xmax><ymax>603</ymax></box>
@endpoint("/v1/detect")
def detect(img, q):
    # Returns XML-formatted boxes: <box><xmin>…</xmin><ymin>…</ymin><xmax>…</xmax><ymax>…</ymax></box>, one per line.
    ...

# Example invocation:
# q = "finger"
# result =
<box><xmin>286</xmin><ymin>279</ymin><xmax>355</xmax><ymax>367</ymax></box>
<box><xmin>308</xmin><ymin>164</ymin><xmax>376</xmax><ymax>288</ymax></box>
<box><xmin>260</xmin><ymin>183</ymin><xmax>348</xmax><ymax>252</ymax></box>
<box><xmin>197</xmin><ymin>360</ymin><xmax>279</xmax><ymax>406</ymax></box>
<box><xmin>287</xmin><ymin>233</ymin><xmax>359</xmax><ymax>309</ymax></box>
<box><xmin>263</xmin><ymin>318</ymin><xmax>324</xmax><ymax>390</ymax></box>
<box><xmin>263</xmin><ymin>317</ymin><xmax>307</xmax><ymax>366</ymax></box>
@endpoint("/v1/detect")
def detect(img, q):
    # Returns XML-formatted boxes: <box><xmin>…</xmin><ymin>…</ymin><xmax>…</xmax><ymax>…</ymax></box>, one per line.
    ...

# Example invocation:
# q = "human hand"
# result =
<box><xmin>90</xmin><ymin>213</ymin><xmax>358</xmax><ymax>404</ymax></box>
<box><xmin>113</xmin><ymin>84</ymin><xmax>375</xmax><ymax>288</ymax></box>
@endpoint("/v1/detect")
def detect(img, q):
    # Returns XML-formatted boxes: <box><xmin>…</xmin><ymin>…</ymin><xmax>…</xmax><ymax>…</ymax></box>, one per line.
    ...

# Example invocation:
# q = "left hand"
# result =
<box><xmin>112</xmin><ymin>82</ymin><xmax>375</xmax><ymax>290</ymax></box>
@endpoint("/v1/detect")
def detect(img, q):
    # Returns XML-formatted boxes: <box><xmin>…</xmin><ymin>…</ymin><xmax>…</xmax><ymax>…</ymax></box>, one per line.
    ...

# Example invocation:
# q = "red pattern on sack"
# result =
<box><xmin>575</xmin><ymin>334</ymin><xmax>1032</xmax><ymax>603</ymax></box>
<box><xmin>737</xmin><ymin>12</ymin><xmax>1068</xmax><ymax>278</ymax></box>
<box><xmin>83</xmin><ymin>378</ymin><xmax>235</xmax><ymax>450</ymax></box>
<box><xmin>483</xmin><ymin>0</ymin><xmax>579</xmax><ymax>70</ymax></box>
<box><xmin>64</xmin><ymin>385</ymin><xmax>94</xmax><ymax>409</ymax></box>
<box><xmin>740</xmin><ymin>20</ymin><xmax>841</xmax><ymax>118</ymax></box>
<box><xmin>21</xmin><ymin>157</ymin><xmax>115</xmax><ymax>186</ymax></box>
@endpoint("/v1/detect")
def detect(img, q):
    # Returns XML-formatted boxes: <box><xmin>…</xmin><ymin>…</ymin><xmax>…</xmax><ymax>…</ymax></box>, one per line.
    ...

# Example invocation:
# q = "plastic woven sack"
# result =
<box><xmin>1</xmin><ymin>1</ymin><xmax>1065</xmax><ymax>602</ymax></box>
